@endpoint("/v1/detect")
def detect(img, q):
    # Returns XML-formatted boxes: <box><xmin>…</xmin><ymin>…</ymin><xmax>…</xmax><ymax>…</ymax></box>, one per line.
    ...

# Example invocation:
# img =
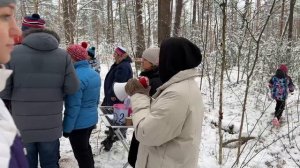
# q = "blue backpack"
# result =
<box><xmin>271</xmin><ymin>76</ymin><xmax>288</xmax><ymax>101</ymax></box>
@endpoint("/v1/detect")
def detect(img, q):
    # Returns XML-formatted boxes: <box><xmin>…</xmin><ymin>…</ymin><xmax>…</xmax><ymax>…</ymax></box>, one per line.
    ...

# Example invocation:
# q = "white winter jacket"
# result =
<box><xmin>131</xmin><ymin>68</ymin><xmax>205</xmax><ymax>168</ymax></box>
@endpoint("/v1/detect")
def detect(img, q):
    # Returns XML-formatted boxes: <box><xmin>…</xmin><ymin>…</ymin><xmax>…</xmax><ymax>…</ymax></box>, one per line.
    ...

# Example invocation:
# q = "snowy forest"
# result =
<box><xmin>15</xmin><ymin>0</ymin><xmax>300</xmax><ymax>168</ymax></box>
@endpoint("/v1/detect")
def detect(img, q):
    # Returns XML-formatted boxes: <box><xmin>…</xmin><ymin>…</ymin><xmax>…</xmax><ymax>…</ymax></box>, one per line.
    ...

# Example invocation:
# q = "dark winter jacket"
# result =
<box><xmin>0</xmin><ymin>30</ymin><xmax>79</xmax><ymax>143</ymax></box>
<box><xmin>88</xmin><ymin>58</ymin><xmax>100</xmax><ymax>73</ymax></box>
<box><xmin>102</xmin><ymin>56</ymin><xmax>133</xmax><ymax>106</ymax></box>
<box><xmin>139</xmin><ymin>67</ymin><xmax>162</xmax><ymax>96</ymax></box>
<box><xmin>128</xmin><ymin>67</ymin><xmax>162</xmax><ymax>167</ymax></box>
<box><xmin>63</xmin><ymin>60</ymin><xmax>101</xmax><ymax>133</ymax></box>
<box><xmin>269</xmin><ymin>69</ymin><xmax>294</xmax><ymax>101</ymax></box>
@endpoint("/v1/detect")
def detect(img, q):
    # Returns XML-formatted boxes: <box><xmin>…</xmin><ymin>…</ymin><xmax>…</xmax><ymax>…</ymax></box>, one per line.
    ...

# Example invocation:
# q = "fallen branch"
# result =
<box><xmin>222</xmin><ymin>137</ymin><xmax>256</xmax><ymax>148</ymax></box>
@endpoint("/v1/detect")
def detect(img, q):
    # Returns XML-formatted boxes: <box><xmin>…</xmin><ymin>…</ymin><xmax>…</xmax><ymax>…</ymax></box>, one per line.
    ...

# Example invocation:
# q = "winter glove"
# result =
<box><xmin>125</xmin><ymin>78</ymin><xmax>150</xmax><ymax>96</ymax></box>
<box><xmin>63</xmin><ymin>132</ymin><xmax>70</xmax><ymax>138</ymax></box>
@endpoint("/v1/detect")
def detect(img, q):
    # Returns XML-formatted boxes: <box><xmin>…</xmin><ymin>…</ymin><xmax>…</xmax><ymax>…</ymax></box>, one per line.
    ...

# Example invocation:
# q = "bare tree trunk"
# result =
<box><xmin>34</xmin><ymin>0</ymin><xmax>39</xmax><ymax>13</ymax></box>
<box><xmin>192</xmin><ymin>0</ymin><xmax>197</xmax><ymax>26</ymax></box>
<box><xmin>200</xmin><ymin>0</ymin><xmax>205</xmax><ymax>39</ymax></box>
<box><xmin>173</xmin><ymin>0</ymin><xmax>183</xmax><ymax>37</ymax></box>
<box><xmin>70</xmin><ymin>0</ymin><xmax>77</xmax><ymax>44</ymax></box>
<box><xmin>279</xmin><ymin>0</ymin><xmax>285</xmax><ymax>37</ymax></box>
<box><xmin>241</xmin><ymin>0</ymin><xmax>250</xmax><ymax>29</ymax></box>
<box><xmin>62</xmin><ymin>0</ymin><xmax>72</xmax><ymax>44</ymax></box>
<box><xmin>286</xmin><ymin>0</ymin><xmax>296</xmax><ymax>65</ymax></box>
<box><xmin>200</xmin><ymin>0</ymin><xmax>210</xmax><ymax>90</ymax></box>
<box><xmin>218</xmin><ymin>0</ymin><xmax>227</xmax><ymax>164</ymax></box>
<box><xmin>147</xmin><ymin>1</ymin><xmax>151</xmax><ymax>47</ymax></box>
<box><xmin>197</xmin><ymin>0</ymin><xmax>201</xmax><ymax>26</ymax></box>
<box><xmin>20</xmin><ymin>0</ymin><xmax>27</xmax><ymax>17</ymax></box>
<box><xmin>118</xmin><ymin>0</ymin><xmax>123</xmax><ymax>44</ymax></box>
<box><xmin>135</xmin><ymin>0</ymin><xmax>146</xmax><ymax>58</ymax></box>
<box><xmin>124</xmin><ymin>0</ymin><xmax>135</xmax><ymax>56</ymax></box>
<box><xmin>107</xmin><ymin>0</ymin><xmax>113</xmax><ymax>44</ymax></box>
<box><xmin>158</xmin><ymin>0</ymin><xmax>172</xmax><ymax>44</ymax></box>
<box><xmin>256</xmin><ymin>0</ymin><xmax>260</xmax><ymax>31</ymax></box>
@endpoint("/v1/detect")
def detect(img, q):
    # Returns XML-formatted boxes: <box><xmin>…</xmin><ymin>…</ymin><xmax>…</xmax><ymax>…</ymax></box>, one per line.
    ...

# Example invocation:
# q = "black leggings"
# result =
<box><xmin>69</xmin><ymin>125</ymin><xmax>95</xmax><ymax>168</ymax></box>
<box><xmin>275</xmin><ymin>100</ymin><xmax>285</xmax><ymax>120</ymax></box>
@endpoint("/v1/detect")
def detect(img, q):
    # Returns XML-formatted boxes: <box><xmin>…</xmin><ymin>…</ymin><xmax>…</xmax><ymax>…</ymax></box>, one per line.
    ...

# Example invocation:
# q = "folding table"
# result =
<box><xmin>99</xmin><ymin>106</ymin><xmax>133</xmax><ymax>168</ymax></box>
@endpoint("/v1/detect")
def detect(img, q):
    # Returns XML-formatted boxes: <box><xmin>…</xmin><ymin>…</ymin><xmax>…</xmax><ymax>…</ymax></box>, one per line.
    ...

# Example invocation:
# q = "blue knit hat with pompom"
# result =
<box><xmin>88</xmin><ymin>47</ymin><xmax>96</xmax><ymax>58</ymax></box>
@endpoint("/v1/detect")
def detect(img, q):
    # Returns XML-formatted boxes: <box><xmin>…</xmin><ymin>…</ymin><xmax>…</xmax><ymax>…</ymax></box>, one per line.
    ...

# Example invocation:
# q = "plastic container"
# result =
<box><xmin>113</xmin><ymin>103</ymin><xmax>129</xmax><ymax>125</ymax></box>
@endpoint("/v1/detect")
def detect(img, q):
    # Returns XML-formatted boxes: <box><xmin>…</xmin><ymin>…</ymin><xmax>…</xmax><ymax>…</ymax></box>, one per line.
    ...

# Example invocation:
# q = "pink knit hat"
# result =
<box><xmin>115</xmin><ymin>46</ymin><xmax>126</xmax><ymax>55</ymax></box>
<box><xmin>67</xmin><ymin>43</ymin><xmax>88</xmax><ymax>62</ymax></box>
<box><xmin>279</xmin><ymin>64</ymin><xmax>288</xmax><ymax>73</ymax></box>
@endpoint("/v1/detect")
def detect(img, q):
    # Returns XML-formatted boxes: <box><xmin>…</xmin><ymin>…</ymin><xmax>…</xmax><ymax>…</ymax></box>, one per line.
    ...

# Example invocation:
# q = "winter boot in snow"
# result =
<box><xmin>101</xmin><ymin>138</ymin><xmax>114</xmax><ymax>151</ymax></box>
<box><xmin>272</xmin><ymin>118</ymin><xmax>280</xmax><ymax>127</ymax></box>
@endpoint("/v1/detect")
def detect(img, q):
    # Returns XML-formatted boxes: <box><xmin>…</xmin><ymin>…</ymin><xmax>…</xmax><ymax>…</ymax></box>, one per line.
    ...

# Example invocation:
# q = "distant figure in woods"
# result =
<box><xmin>63</xmin><ymin>43</ymin><xmax>101</xmax><ymax>168</ymax></box>
<box><xmin>101</xmin><ymin>46</ymin><xmax>133</xmax><ymax>151</ymax></box>
<box><xmin>269</xmin><ymin>64</ymin><xmax>295</xmax><ymax>127</ymax></box>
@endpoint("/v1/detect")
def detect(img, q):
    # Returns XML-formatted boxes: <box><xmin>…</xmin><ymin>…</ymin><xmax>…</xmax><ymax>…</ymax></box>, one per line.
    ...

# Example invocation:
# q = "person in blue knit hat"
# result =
<box><xmin>87</xmin><ymin>46</ymin><xmax>100</xmax><ymax>73</ymax></box>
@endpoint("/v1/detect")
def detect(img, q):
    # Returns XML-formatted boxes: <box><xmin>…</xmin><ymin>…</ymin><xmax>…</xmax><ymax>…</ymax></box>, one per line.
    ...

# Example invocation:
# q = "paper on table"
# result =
<box><xmin>107</xmin><ymin>114</ymin><xmax>114</xmax><ymax>120</ymax></box>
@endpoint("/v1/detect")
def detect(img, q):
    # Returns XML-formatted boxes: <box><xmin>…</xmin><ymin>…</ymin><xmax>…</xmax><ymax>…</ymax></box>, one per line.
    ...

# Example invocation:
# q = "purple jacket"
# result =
<box><xmin>0</xmin><ymin>99</ymin><xmax>28</xmax><ymax>168</ymax></box>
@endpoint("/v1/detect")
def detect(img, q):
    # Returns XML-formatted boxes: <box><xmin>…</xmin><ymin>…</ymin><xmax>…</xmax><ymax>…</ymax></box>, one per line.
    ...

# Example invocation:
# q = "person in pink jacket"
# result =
<box><xmin>125</xmin><ymin>37</ymin><xmax>204</xmax><ymax>168</ymax></box>
<box><xmin>0</xmin><ymin>1</ymin><xmax>28</xmax><ymax>167</ymax></box>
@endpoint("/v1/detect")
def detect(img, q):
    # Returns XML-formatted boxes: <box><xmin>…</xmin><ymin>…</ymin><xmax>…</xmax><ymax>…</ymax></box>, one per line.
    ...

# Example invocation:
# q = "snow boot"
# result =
<box><xmin>272</xmin><ymin>118</ymin><xmax>280</xmax><ymax>127</ymax></box>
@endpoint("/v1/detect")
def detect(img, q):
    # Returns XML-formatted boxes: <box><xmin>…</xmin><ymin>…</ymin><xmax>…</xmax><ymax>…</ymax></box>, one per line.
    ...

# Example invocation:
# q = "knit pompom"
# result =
<box><xmin>81</xmin><ymin>42</ymin><xmax>88</xmax><ymax>49</ymax></box>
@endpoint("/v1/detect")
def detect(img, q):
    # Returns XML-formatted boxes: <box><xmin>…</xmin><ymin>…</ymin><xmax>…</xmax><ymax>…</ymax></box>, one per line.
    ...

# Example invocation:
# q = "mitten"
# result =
<box><xmin>63</xmin><ymin>132</ymin><xmax>70</xmax><ymax>138</ymax></box>
<box><xmin>125</xmin><ymin>78</ymin><xmax>150</xmax><ymax>96</ymax></box>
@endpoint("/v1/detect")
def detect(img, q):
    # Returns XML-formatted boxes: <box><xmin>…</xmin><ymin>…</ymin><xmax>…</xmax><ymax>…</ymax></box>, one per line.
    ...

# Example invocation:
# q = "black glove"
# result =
<box><xmin>125</xmin><ymin>78</ymin><xmax>150</xmax><ymax>96</ymax></box>
<box><xmin>63</xmin><ymin>132</ymin><xmax>70</xmax><ymax>138</ymax></box>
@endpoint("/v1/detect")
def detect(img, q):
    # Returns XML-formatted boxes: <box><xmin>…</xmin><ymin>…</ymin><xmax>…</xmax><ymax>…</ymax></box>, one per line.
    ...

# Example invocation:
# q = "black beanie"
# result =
<box><xmin>159</xmin><ymin>37</ymin><xmax>202</xmax><ymax>83</ymax></box>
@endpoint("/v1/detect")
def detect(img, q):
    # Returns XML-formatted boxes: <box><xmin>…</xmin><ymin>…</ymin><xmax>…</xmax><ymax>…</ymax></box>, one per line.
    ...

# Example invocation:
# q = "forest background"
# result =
<box><xmin>15</xmin><ymin>0</ymin><xmax>300</xmax><ymax>167</ymax></box>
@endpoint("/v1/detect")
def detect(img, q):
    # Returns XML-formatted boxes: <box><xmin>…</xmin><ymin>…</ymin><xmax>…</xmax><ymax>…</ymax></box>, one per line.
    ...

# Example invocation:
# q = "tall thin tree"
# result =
<box><xmin>135</xmin><ymin>0</ymin><xmax>146</xmax><ymax>58</ymax></box>
<box><xmin>218</xmin><ymin>0</ymin><xmax>227</xmax><ymax>164</ymax></box>
<box><xmin>173</xmin><ymin>0</ymin><xmax>183</xmax><ymax>36</ymax></box>
<box><xmin>158</xmin><ymin>0</ymin><xmax>172</xmax><ymax>44</ymax></box>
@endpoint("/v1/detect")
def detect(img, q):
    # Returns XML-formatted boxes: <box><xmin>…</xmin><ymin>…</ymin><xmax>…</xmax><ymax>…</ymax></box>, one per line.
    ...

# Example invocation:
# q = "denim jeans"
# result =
<box><xmin>25</xmin><ymin>139</ymin><xmax>60</xmax><ymax>168</ymax></box>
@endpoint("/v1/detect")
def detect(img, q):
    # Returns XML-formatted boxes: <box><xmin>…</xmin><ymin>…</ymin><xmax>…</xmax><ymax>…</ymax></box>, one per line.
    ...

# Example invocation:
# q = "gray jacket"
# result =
<box><xmin>0</xmin><ymin>30</ymin><xmax>79</xmax><ymax>143</ymax></box>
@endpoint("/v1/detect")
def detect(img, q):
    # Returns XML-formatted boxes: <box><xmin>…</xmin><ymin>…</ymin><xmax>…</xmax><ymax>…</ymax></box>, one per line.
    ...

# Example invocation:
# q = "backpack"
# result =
<box><xmin>271</xmin><ymin>76</ymin><xmax>288</xmax><ymax>101</ymax></box>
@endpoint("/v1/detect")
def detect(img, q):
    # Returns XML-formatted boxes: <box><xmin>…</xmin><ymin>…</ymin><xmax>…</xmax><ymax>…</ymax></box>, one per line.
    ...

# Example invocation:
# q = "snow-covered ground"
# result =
<box><xmin>60</xmin><ymin>64</ymin><xmax>300</xmax><ymax>168</ymax></box>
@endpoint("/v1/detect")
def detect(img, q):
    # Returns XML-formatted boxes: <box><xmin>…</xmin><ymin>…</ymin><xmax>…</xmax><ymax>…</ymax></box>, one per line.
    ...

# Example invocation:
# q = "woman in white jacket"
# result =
<box><xmin>125</xmin><ymin>37</ymin><xmax>204</xmax><ymax>168</ymax></box>
<box><xmin>0</xmin><ymin>1</ymin><xmax>27</xmax><ymax>167</ymax></box>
